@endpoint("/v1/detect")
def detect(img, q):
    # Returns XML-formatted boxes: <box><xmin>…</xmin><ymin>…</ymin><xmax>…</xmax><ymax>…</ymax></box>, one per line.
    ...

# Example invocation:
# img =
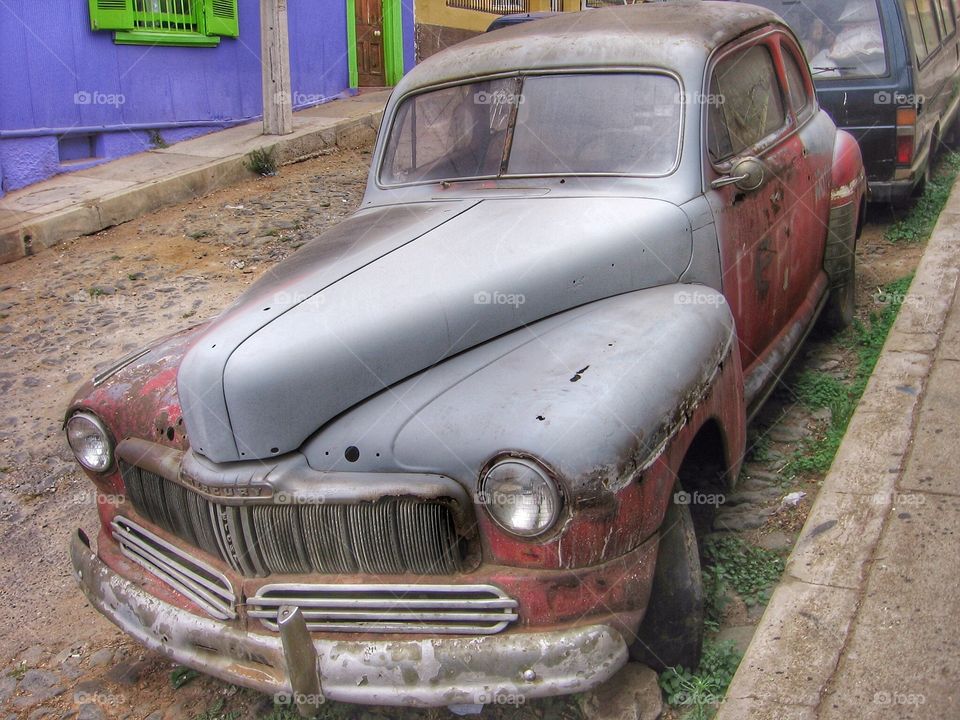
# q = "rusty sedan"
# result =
<box><xmin>65</xmin><ymin>3</ymin><xmax>865</xmax><ymax>714</ymax></box>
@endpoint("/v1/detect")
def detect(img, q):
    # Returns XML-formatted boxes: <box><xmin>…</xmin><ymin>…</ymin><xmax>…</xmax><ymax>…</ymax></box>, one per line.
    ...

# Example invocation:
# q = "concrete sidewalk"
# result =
<box><xmin>718</xmin><ymin>186</ymin><xmax>960</xmax><ymax>718</ymax></box>
<box><xmin>0</xmin><ymin>90</ymin><xmax>390</xmax><ymax>266</ymax></box>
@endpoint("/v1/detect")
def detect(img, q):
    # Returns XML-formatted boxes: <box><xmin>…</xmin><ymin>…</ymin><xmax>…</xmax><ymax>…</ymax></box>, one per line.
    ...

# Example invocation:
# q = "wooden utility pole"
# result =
<box><xmin>261</xmin><ymin>0</ymin><xmax>293</xmax><ymax>135</ymax></box>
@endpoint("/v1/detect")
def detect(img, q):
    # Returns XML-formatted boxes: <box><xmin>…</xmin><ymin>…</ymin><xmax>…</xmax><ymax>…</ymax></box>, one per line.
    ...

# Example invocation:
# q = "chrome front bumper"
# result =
<box><xmin>70</xmin><ymin>529</ymin><xmax>629</xmax><ymax>709</ymax></box>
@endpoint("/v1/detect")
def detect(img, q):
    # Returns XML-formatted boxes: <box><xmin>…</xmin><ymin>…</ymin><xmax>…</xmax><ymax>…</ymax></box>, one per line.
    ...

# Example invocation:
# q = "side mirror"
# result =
<box><xmin>711</xmin><ymin>157</ymin><xmax>766</xmax><ymax>192</ymax></box>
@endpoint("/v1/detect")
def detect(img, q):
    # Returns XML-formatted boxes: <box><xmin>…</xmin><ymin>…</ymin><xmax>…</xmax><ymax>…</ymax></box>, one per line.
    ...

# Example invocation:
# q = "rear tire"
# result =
<box><xmin>822</xmin><ymin>259</ymin><xmax>856</xmax><ymax>331</ymax></box>
<box><xmin>629</xmin><ymin>494</ymin><xmax>704</xmax><ymax>671</ymax></box>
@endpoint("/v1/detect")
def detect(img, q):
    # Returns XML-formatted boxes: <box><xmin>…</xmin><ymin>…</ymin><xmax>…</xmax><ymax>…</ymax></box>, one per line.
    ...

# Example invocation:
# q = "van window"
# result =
<box><xmin>905</xmin><ymin>0</ymin><xmax>936</xmax><ymax>60</ymax></box>
<box><xmin>747</xmin><ymin>0</ymin><xmax>888</xmax><ymax>79</ymax></box>
<box><xmin>708</xmin><ymin>44</ymin><xmax>786</xmax><ymax>161</ymax></box>
<box><xmin>939</xmin><ymin>0</ymin><xmax>957</xmax><ymax>36</ymax></box>
<box><xmin>918</xmin><ymin>0</ymin><xmax>944</xmax><ymax>51</ymax></box>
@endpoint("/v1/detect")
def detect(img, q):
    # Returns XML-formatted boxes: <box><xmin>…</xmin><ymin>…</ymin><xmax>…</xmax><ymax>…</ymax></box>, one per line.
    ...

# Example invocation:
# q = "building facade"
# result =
<box><xmin>0</xmin><ymin>1</ymin><xmax>415</xmax><ymax>197</ymax></box>
<box><xmin>415</xmin><ymin>0</ymin><xmax>586</xmax><ymax>60</ymax></box>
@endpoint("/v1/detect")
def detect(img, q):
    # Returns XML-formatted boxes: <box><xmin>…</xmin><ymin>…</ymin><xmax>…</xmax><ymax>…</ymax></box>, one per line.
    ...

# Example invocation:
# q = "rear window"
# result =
<box><xmin>747</xmin><ymin>0</ymin><xmax>888</xmax><ymax>79</ymax></box>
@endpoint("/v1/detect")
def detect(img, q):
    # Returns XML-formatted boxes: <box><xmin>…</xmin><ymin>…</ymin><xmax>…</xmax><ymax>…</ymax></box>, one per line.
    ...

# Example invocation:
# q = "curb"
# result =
<box><xmin>716</xmin><ymin>182</ymin><xmax>960</xmax><ymax>719</ymax></box>
<box><xmin>0</xmin><ymin>104</ymin><xmax>386</xmax><ymax>266</ymax></box>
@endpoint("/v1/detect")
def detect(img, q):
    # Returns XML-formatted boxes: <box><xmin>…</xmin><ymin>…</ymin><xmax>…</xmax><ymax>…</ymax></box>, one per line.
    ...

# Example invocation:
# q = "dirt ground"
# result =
<box><xmin>0</xmin><ymin>141</ymin><xmax>927</xmax><ymax>719</ymax></box>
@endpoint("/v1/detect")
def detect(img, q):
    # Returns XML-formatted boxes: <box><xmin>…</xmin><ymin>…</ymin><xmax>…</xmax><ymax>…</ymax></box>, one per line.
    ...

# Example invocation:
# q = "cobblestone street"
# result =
<box><xmin>0</xmin><ymin>140</ymin><xmax>927</xmax><ymax>719</ymax></box>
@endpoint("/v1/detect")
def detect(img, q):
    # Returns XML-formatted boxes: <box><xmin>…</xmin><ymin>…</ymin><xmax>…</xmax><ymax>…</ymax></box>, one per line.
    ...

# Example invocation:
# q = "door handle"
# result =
<box><xmin>374</xmin><ymin>29</ymin><xmax>381</xmax><ymax>37</ymax></box>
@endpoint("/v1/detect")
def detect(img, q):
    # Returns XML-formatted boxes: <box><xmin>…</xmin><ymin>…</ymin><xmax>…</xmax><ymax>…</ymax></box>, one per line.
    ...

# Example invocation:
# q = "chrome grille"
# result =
<box><xmin>120</xmin><ymin>461</ymin><xmax>464</xmax><ymax>577</ymax></box>
<box><xmin>248</xmin><ymin>583</ymin><xmax>518</xmax><ymax>634</ymax></box>
<box><xmin>111</xmin><ymin>516</ymin><xmax>236</xmax><ymax>620</ymax></box>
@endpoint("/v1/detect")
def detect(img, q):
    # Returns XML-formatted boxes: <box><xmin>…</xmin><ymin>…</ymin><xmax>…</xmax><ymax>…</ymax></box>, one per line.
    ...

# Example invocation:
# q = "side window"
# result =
<box><xmin>708</xmin><ymin>44</ymin><xmax>787</xmax><ymax>162</ymax></box>
<box><xmin>937</xmin><ymin>0</ymin><xmax>957</xmax><ymax>36</ymax></box>
<box><xmin>782</xmin><ymin>47</ymin><xmax>811</xmax><ymax>115</ymax></box>
<box><xmin>919</xmin><ymin>0</ymin><xmax>944</xmax><ymax>53</ymax></box>
<box><xmin>905</xmin><ymin>0</ymin><xmax>933</xmax><ymax>61</ymax></box>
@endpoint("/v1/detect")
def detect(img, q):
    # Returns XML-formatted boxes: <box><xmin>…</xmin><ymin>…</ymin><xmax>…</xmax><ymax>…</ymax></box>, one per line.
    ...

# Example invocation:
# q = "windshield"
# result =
<box><xmin>379</xmin><ymin>73</ymin><xmax>682</xmax><ymax>185</ymax></box>
<box><xmin>748</xmin><ymin>0</ymin><xmax>888</xmax><ymax>79</ymax></box>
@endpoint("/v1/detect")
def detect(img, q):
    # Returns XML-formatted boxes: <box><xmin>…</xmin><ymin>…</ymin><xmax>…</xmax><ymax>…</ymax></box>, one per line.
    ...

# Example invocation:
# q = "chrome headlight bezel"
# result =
<box><xmin>65</xmin><ymin>411</ymin><xmax>114</xmax><ymax>473</ymax></box>
<box><xmin>478</xmin><ymin>456</ymin><xmax>563</xmax><ymax>538</ymax></box>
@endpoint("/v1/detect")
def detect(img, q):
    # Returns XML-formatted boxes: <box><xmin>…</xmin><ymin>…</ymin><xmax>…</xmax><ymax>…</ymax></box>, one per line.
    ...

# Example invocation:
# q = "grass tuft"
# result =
<box><xmin>786</xmin><ymin>275</ymin><xmax>914</xmax><ymax>476</ymax></box>
<box><xmin>246</xmin><ymin>146</ymin><xmax>279</xmax><ymax>176</ymax></box>
<box><xmin>659</xmin><ymin>641</ymin><xmax>742</xmax><ymax>720</ymax></box>
<box><xmin>886</xmin><ymin>151</ymin><xmax>960</xmax><ymax>243</ymax></box>
<box><xmin>703</xmin><ymin>535</ymin><xmax>785</xmax><ymax>608</ymax></box>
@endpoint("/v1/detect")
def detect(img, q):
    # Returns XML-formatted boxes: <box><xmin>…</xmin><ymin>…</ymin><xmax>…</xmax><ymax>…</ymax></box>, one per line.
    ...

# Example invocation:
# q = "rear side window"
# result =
<box><xmin>904</xmin><ymin>0</ymin><xmax>931</xmax><ymax>59</ymax></box>
<box><xmin>936</xmin><ymin>0</ymin><xmax>957</xmax><ymax>35</ymax></box>
<box><xmin>918</xmin><ymin>0</ymin><xmax>945</xmax><ymax>51</ymax></box>
<box><xmin>906</xmin><ymin>0</ymin><xmax>945</xmax><ymax>60</ymax></box>
<box><xmin>782</xmin><ymin>48</ymin><xmax>811</xmax><ymax>114</ymax></box>
<box><xmin>708</xmin><ymin>44</ymin><xmax>786</xmax><ymax>161</ymax></box>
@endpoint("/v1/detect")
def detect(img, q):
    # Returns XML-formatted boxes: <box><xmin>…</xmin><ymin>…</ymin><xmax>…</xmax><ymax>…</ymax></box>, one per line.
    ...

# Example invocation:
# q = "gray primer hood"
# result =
<box><xmin>178</xmin><ymin>197</ymin><xmax>692</xmax><ymax>462</ymax></box>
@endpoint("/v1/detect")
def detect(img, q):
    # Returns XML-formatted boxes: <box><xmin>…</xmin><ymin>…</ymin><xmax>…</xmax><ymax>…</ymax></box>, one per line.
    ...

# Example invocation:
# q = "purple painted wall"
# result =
<box><xmin>0</xmin><ymin>1</ymin><xmax>415</xmax><ymax>197</ymax></box>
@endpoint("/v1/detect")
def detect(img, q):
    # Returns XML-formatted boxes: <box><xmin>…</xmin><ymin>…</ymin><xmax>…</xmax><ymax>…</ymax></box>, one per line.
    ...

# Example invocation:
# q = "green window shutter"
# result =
<box><xmin>204</xmin><ymin>0</ymin><xmax>239</xmax><ymax>37</ymax></box>
<box><xmin>88</xmin><ymin>0</ymin><xmax>134</xmax><ymax>31</ymax></box>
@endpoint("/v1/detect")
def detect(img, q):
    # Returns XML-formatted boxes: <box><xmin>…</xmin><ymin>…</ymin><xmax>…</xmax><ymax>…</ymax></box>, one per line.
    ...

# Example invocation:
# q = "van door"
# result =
<box><xmin>904</xmin><ymin>0</ymin><xmax>956</xmax><ymax>155</ymax></box>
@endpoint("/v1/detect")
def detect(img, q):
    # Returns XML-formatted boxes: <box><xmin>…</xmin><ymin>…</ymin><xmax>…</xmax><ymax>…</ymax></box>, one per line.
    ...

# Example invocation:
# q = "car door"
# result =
<box><xmin>775</xmin><ymin>36</ymin><xmax>835</xmax><ymax>329</ymax></box>
<box><xmin>704</xmin><ymin>34</ymin><xmax>798</xmax><ymax>389</ymax></box>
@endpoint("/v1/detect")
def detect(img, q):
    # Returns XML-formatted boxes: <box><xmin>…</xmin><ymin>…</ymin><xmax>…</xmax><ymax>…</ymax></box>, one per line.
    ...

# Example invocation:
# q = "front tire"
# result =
<box><xmin>629</xmin><ymin>495</ymin><xmax>704</xmax><ymax>671</ymax></box>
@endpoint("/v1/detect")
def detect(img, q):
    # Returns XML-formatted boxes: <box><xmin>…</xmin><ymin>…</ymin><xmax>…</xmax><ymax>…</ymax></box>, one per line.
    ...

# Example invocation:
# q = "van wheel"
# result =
<box><xmin>629</xmin><ymin>494</ymin><xmax>704</xmax><ymax>672</ymax></box>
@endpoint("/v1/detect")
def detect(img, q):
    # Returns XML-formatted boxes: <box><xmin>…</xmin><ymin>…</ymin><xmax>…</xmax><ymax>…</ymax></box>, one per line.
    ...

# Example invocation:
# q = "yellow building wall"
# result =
<box><xmin>416</xmin><ymin>0</ymin><xmax>582</xmax><ymax>34</ymax></box>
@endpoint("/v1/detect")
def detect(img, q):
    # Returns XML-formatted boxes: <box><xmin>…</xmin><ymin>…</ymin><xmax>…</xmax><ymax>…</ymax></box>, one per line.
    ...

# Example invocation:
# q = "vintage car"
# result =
<box><xmin>65</xmin><ymin>3</ymin><xmax>865</xmax><ymax>714</ymax></box>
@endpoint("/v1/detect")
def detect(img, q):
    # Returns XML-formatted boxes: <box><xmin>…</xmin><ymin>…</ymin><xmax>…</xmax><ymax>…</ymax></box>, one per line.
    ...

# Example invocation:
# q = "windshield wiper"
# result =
<box><xmin>811</xmin><ymin>65</ymin><xmax>858</xmax><ymax>75</ymax></box>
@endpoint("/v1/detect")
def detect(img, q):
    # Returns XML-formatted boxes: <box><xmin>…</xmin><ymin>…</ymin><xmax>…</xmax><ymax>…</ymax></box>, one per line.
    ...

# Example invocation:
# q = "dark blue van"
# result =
<box><xmin>739</xmin><ymin>0</ymin><xmax>960</xmax><ymax>203</ymax></box>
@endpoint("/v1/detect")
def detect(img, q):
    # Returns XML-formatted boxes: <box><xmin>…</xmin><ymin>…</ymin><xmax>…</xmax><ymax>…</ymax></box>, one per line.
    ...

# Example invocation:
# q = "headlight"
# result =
<box><xmin>479</xmin><ymin>457</ymin><xmax>562</xmax><ymax>537</ymax></box>
<box><xmin>65</xmin><ymin>412</ymin><xmax>113</xmax><ymax>473</ymax></box>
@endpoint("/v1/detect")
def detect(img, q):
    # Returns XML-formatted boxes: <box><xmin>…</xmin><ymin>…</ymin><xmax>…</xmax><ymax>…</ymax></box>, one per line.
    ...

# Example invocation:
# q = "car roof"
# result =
<box><xmin>486</xmin><ymin>11</ymin><xmax>561</xmax><ymax>32</ymax></box>
<box><xmin>397</xmin><ymin>1</ymin><xmax>783</xmax><ymax>93</ymax></box>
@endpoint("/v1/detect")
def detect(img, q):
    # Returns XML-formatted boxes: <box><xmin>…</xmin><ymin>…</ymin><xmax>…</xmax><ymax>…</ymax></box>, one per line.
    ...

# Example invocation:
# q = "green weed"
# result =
<box><xmin>170</xmin><ymin>665</ymin><xmax>199</xmax><ymax>689</ymax></box>
<box><xmin>246</xmin><ymin>146</ymin><xmax>278</xmax><ymax>176</ymax></box>
<box><xmin>192</xmin><ymin>699</ymin><xmax>239</xmax><ymax>720</ymax></box>
<box><xmin>786</xmin><ymin>275</ymin><xmax>913</xmax><ymax>476</ymax></box>
<box><xmin>886</xmin><ymin>151</ymin><xmax>960</xmax><ymax>243</ymax></box>
<box><xmin>659</xmin><ymin>641</ymin><xmax>742</xmax><ymax>720</ymax></box>
<box><xmin>148</xmin><ymin>129</ymin><xmax>169</xmax><ymax>149</ymax></box>
<box><xmin>703</xmin><ymin>535</ymin><xmax>784</xmax><ymax>607</ymax></box>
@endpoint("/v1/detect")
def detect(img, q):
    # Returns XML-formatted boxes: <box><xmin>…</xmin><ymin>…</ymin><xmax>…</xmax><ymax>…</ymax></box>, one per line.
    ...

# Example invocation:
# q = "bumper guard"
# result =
<box><xmin>70</xmin><ymin>529</ymin><xmax>628</xmax><ymax>711</ymax></box>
